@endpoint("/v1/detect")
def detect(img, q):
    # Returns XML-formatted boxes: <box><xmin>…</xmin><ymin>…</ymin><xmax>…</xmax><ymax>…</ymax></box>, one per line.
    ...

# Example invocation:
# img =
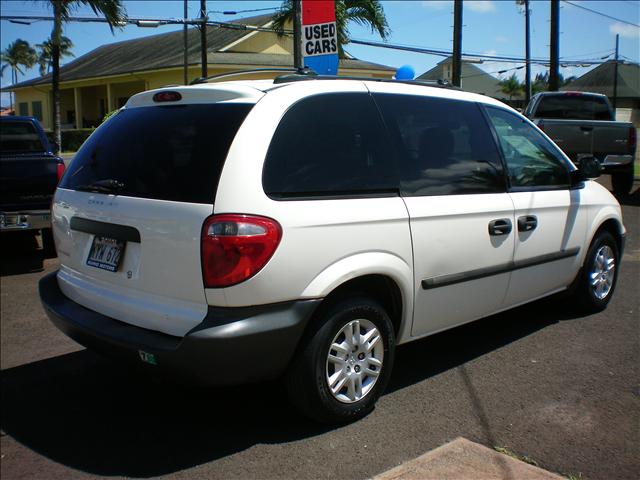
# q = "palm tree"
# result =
<box><xmin>44</xmin><ymin>0</ymin><xmax>126</xmax><ymax>151</ymax></box>
<box><xmin>37</xmin><ymin>36</ymin><xmax>74</xmax><ymax>77</ymax></box>
<box><xmin>0</xmin><ymin>39</ymin><xmax>37</xmax><ymax>111</ymax></box>
<box><xmin>499</xmin><ymin>73</ymin><xmax>524</xmax><ymax>101</ymax></box>
<box><xmin>271</xmin><ymin>0</ymin><xmax>390</xmax><ymax>58</ymax></box>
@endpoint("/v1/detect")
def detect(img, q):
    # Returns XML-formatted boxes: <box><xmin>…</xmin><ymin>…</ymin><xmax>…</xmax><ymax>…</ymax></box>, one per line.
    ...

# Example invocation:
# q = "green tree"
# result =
<box><xmin>36</xmin><ymin>36</ymin><xmax>74</xmax><ymax>77</ymax></box>
<box><xmin>0</xmin><ymin>39</ymin><xmax>37</xmax><ymax>110</ymax></box>
<box><xmin>271</xmin><ymin>0</ymin><xmax>390</xmax><ymax>58</ymax></box>
<box><xmin>44</xmin><ymin>0</ymin><xmax>126</xmax><ymax>151</ymax></box>
<box><xmin>499</xmin><ymin>73</ymin><xmax>524</xmax><ymax>101</ymax></box>
<box><xmin>532</xmin><ymin>71</ymin><xmax>576</xmax><ymax>93</ymax></box>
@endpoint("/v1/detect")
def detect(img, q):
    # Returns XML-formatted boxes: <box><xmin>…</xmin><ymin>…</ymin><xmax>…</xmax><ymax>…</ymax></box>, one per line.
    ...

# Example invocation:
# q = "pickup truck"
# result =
<box><xmin>524</xmin><ymin>91</ymin><xmax>637</xmax><ymax>195</ymax></box>
<box><xmin>0</xmin><ymin>116</ymin><xmax>65</xmax><ymax>250</ymax></box>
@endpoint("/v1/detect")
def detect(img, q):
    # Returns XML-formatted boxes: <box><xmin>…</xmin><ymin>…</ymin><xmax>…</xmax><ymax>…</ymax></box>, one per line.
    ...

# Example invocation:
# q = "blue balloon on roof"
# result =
<box><xmin>395</xmin><ymin>65</ymin><xmax>415</xmax><ymax>80</ymax></box>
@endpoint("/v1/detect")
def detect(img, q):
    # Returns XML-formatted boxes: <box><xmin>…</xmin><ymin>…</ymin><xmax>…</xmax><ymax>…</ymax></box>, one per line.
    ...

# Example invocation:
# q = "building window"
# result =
<box><xmin>31</xmin><ymin>101</ymin><xmax>43</xmax><ymax>121</ymax></box>
<box><xmin>18</xmin><ymin>102</ymin><xmax>29</xmax><ymax>116</ymax></box>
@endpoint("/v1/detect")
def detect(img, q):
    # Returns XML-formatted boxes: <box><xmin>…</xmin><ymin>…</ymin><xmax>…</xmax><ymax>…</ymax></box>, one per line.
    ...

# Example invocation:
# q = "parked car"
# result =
<box><xmin>524</xmin><ymin>91</ymin><xmax>637</xmax><ymax>195</ymax></box>
<box><xmin>0</xmin><ymin>116</ymin><xmax>64</xmax><ymax>250</ymax></box>
<box><xmin>39</xmin><ymin>75</ymin><xmax>625</xmax><ymax>423</ymax></box>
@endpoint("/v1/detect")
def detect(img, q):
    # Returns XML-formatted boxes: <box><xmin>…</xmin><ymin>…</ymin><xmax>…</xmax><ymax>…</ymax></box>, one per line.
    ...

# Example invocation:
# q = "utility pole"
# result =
<box><xmin>200</xmin><ymin>0</ymin><xmax>207</xmax><ymax>78</ymax></box>
<box><xmin>293</xmin><ymin>0</ymin><xmax>303</xmax><ymax>69</ymax></box>
<box><xmin>549</xmin><ymin>0</ymin><xmax>560</xmax><ymax>91</ymax></box>
<box><xmin>524</xmin><ymin>0</ymin><xmax>531</xmax><ymax>102</ymax></box>
<box><xmin>612</xmin><ymin>34</ymin><xmax>619</xmax><ymax>114</ymax></box>
<box><xmin>183</xmin><ymin>0</ymin><xmax>188</xmax><ymax>84</ymax></box>
<box><xmin>452</xmin><ymin>0</ymin><xmax>463</xmax><ymax>87</ymax></box>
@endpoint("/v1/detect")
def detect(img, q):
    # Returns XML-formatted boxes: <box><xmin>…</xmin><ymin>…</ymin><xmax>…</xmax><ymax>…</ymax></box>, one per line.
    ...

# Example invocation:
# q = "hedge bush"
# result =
<box><xmin>46</xmin><ymin>128</ymin><xmax>95</xmax><ymax>152</ymax></box>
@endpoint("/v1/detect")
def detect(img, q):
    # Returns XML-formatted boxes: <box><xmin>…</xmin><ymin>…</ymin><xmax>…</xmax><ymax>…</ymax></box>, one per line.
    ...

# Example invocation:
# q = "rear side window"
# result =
<box><xmin>534</xmin><ymin>94</ymin><xmax>612</xmax><ymax>120</ymax></box>
<box><xmin>0</xmin><ymin>121</ymin><xmax>45</xmax><ymax>153</ymax></box>
<box><xmin>60</xmin><ymin>104</ymin><xmax>253</xmax><ymax>203</ymax></box>
<box><xmin>263</xmin><ymin>93</ymin><xmax>397</xmax><ymax>198</ymax></box>
<box><xmin>374</xmin><ymin>94</ymin><xmax>506</xmax><ymax>196</ymax></box>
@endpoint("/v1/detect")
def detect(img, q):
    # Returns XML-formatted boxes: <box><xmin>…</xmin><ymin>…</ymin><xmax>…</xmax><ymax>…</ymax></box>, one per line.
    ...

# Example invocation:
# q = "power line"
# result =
<box><xmin>0</xmin><ymin>14</ymin><xmax>631</xmax><ymax>67</ymax></box>
<box><xmin>562</xmin><ymin>1</ymin><xmax>640</xmax><ymax>28</ymax></box>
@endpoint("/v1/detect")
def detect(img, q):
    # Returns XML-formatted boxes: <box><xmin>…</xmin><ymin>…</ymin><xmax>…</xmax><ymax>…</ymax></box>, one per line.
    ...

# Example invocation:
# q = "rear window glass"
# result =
<box><xmin>535</xmin><ymin>95</ymin><xmax>611</xmax><ymax>120</ymax></box>
<box><xmin>60</xmin><ymin>104</ymin><xmax>253</xmax><ymax>203</ymax></box>
<box><xmin>374</xmin><ymin>94</ymin><xmax>506</xmax><ymax>196</ymax></box>
<box><xmin>0</xmin><ymin>121</ymin><xmax>45</xmax><ymax>153</ymax></box>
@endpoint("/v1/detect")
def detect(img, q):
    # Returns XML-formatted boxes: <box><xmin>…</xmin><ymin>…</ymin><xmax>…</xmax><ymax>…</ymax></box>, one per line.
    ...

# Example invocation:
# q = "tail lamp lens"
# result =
<box><xmin>56</xmin><ymin>162</ymin><xmax>65</xmax><ymax>183</ymax></box>
<box><xmin>201</xmin><ymin>214</ymin><xmax>282</xmax><ymax>288</ymax></box>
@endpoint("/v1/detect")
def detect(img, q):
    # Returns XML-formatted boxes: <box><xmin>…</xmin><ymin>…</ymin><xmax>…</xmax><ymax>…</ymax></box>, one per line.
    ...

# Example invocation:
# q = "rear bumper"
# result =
<box><xmin>0</xmin><ymin>209</ymin><xmax>50</xmax><ymax>231</ymax></box>
<box><xmin>601</xmin><ymin>154</ymin><xmax>634</xmax><ymax>168</ymax></box>
<box><xmin>39</xmin><ymin>271</ymin><xmax>321</xmax><ymax>385</ymax></box>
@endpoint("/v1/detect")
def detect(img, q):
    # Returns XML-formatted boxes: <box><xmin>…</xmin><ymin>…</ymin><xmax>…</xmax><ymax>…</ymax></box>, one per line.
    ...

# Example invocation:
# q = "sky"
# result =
<box><xmin>1</xmin><ymin>0</ymin><xmax>639</xmax><ymax>107</ymax></box>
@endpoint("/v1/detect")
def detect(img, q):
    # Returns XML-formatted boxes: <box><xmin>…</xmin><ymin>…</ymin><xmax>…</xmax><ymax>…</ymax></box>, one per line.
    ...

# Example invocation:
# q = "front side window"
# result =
<box><xmin>263</xmin><ymin>93</ymin><xmax>396</xmax><ymax>198</ymax></box>
<box><xmin>374</xmin><ymin>93</ymin><xmax>506</xmax><ymax>196</ymax></box>
<box><xmin>485</xmin><ymin>106</ymin><xmax>571</xmax><ymax>189</ymax></box>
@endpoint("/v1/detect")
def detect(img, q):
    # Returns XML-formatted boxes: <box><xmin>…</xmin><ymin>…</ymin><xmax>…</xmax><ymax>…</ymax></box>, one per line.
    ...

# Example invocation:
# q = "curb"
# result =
<box><xmin>372</xmin><ymin>437</ymin><xmax>564</xmax><ymax>480</ymax></box>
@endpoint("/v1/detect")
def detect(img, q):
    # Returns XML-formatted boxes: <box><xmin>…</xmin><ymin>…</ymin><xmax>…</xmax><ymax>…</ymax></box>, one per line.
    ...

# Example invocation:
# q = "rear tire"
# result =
<box><xmin>285</xmin><ymin>297</ymin><xmax>395</xmax><ymax>424</ymax></box>
<box><xmin>611</xmin><ymin>167</ymin><xmax>634</xmax><ymax>197</ymax></box>
<box><xmin>570</xmin><ymin>230</ymin><xmax>619</xmax><ymax>313</ymax></box>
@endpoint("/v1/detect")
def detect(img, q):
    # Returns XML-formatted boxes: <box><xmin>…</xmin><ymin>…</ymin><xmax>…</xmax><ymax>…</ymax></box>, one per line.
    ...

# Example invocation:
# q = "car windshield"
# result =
<box><xmin>0</xmin><ymin>121</ymin><xmax>46</xmax><ymax>153</ymax></box>
<box><xmin>535</xmin><ymin>95</ymin><xmax>612</xmax><ymax>120</ymax></box>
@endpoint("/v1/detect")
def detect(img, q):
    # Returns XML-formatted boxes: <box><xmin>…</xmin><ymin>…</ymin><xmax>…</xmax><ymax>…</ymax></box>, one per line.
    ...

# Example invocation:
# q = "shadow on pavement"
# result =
<box><xmin>0</xmin><ymin>351</ymin><xmax>331</xmax><ymax>478</ymax></box>
<box><xmin>0</xmin><ymin>295</ymin><xmax>581</xmax><ymax>478</ymax></box>
<box><xmin>616</xmin><ymin>185</ymin><xmax>639</xmax><ymax>207</ymax></box>
<box><xmin>387</xmin><ymin>296</ymin><xmax>573</xmax><ymax>394</ymax></box>
<box><xmin>0</xmin><ymin>231</ymin><xmax>54</xmax><ymax>276</ymax></box>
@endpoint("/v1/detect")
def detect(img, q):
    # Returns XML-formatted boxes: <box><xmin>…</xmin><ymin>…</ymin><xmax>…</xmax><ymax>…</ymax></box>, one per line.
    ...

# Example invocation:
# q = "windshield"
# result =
<box><xmin>535</xmin><ymin>95</ymin><xmax>612</xmax><ymax>120</ymax></box>
<box><xmin>60</xmin><ymin>103</ymin><xmax>253</xmax><ymax>203</ymax></box>
<box><xmin>0</xmin><ymin>121</ymin><xmax>46</xmax><ymax>153</ymax></box>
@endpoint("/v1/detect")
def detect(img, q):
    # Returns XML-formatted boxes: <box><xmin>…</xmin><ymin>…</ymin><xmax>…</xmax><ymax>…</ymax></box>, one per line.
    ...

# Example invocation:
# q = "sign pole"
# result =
<box><xmin>294</xmin><ymin>0</ymin><xmax>303</xmax><ymax>69</ymax></box>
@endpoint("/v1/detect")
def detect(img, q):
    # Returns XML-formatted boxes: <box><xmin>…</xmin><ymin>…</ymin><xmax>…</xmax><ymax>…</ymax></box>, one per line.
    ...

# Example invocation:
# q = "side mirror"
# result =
<box><xmin>570</xmin><ymin>156</ymin><xmax>602</xmax><ymax>188</ymax></box>
<box><xmin>578</xmin><ymin>155</ymin><xmax>602</xmax><ymax>179</ymax></box>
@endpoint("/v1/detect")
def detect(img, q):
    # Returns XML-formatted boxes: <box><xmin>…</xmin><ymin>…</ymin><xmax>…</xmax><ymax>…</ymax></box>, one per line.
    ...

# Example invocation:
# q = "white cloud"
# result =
<box><xmin>610</xmin><ymin>23</ymin><xmax>640</xmax><ymax>39</ymax></box>
<box><xmin>466</xmin><ymin>1</ymin><xmax>496</xmax><ymax>13</ymax></box>
<box><xmin>421</xmin><ymin>1</ymin><xmax>452</xmax><ymax>10</ymax></box>
<box><xmin>495</xmin><ymin>35</ymin><xmax>509</xmax><ymax>44</ymax></box>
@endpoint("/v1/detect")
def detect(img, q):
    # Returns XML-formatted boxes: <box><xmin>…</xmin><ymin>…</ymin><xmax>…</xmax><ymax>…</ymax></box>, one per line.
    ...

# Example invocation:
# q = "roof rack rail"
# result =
<box><xmin>189</xmin><ymin>67</ymin><xmax>317</xmax><ymax>85</ymax></box>
<box><xmin>272</xmin><ymin>73</ymin><xmax>457</xmax><ymax>89</ymax></box>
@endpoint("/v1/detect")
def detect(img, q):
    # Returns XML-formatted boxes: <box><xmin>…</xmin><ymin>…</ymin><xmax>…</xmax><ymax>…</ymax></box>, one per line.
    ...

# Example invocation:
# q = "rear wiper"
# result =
<box><xmin>76</xmin><ymin>179</ymin><xmax>125</xmax><ymax>194</ymax></box>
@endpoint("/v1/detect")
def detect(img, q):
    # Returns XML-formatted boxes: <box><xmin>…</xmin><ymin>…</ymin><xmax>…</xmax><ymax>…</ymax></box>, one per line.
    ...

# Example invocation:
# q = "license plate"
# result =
<box><xmin>87</xmin><ymin>236</ymin><xmax>125</xmax><ymax>272</ymax></box>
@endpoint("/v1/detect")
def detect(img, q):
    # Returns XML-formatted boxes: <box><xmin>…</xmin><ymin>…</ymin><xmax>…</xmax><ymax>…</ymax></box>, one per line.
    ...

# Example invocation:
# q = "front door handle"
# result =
<box><xmin>518</xmin><ymin>215</ymin><xmax>538</xmax><ymax>232</ymax></box>
<box><xmin>488</xmin><ymin>218</ymin><xmax>512</xmax><ymax>236</ymax></box>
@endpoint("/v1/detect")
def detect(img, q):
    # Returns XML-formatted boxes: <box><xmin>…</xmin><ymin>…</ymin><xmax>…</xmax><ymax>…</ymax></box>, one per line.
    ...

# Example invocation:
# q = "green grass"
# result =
<box><xmin>493</xmin><ymin>446</ymin><xmax>539</xmax><ymax>467</ymax></box>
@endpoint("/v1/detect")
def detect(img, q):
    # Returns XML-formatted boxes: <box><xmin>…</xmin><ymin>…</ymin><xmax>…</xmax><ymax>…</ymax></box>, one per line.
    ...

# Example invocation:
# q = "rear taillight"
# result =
<box><xmin>56</xmin><ymin>162</ymin><xmax>65</xmax><ymax>183</ymax></box>
<box><xmin>201</xmin><ymin>214</ymin><xmax>282</xmax><ymax>288</ymax></box>
<box><xmin>629</xmin><ymin>127</ymin><xmax>637</xmax><ymax>151</ymax></box>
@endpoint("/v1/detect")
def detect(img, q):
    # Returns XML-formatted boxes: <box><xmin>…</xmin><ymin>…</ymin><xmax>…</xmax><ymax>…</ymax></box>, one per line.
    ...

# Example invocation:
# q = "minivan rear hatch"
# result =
<box><xmin>53</xmin><ymin>86</ymin><xmax>261</xmax><ymax>336</ymax></box>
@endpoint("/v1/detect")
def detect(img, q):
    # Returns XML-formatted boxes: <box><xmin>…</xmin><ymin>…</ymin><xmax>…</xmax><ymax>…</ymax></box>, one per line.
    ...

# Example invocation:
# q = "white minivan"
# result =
<box><xmin>40</xmin><ymin>73</ymin><xmax>625</xmax><ymax>423</ymax></box>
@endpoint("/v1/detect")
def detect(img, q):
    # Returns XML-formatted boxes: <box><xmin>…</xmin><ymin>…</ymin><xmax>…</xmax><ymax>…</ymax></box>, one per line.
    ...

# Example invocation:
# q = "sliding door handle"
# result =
<box><xmin>488</xmin><ymin>218</ymin><xmax>512</xmax><ymax>236</ymax></box>
<box><xmin>518</xmin><ymin>215</ymin><xmax>538</xmax><ymax>232</ymax></box>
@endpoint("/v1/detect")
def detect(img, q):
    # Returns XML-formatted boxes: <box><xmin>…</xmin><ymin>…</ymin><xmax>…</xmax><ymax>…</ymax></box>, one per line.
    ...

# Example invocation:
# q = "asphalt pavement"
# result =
<box><xmin>1</xmin><ymin>181</ymin><xmax>638</xmax><ymax>480</ymax></box>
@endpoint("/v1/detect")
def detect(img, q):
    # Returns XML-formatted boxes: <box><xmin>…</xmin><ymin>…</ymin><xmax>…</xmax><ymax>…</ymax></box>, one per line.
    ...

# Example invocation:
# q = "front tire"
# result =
<box><xmin>285</xmin><ymin>297</ymin><xmax>395</xmax><ymax>424</ymax></box>
<box><xmin>571</xmin><ymin>230</ymin><xmax>619</xmax><ymax>313</ymax></box>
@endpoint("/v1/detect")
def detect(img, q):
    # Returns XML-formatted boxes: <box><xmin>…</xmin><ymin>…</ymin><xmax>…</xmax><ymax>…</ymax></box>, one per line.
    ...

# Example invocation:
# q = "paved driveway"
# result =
<box><xmin>1</xmin><ymin>184</ymin><xmax>638</xmax><ymax>480</ymax></box>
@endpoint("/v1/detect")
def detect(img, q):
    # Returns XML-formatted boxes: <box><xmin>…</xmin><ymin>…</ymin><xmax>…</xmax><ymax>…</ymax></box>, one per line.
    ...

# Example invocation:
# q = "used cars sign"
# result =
<box><xmin>301</xmin><ymin>0</ymin><xmax>338</xmax><ymax>75</ymax></box>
